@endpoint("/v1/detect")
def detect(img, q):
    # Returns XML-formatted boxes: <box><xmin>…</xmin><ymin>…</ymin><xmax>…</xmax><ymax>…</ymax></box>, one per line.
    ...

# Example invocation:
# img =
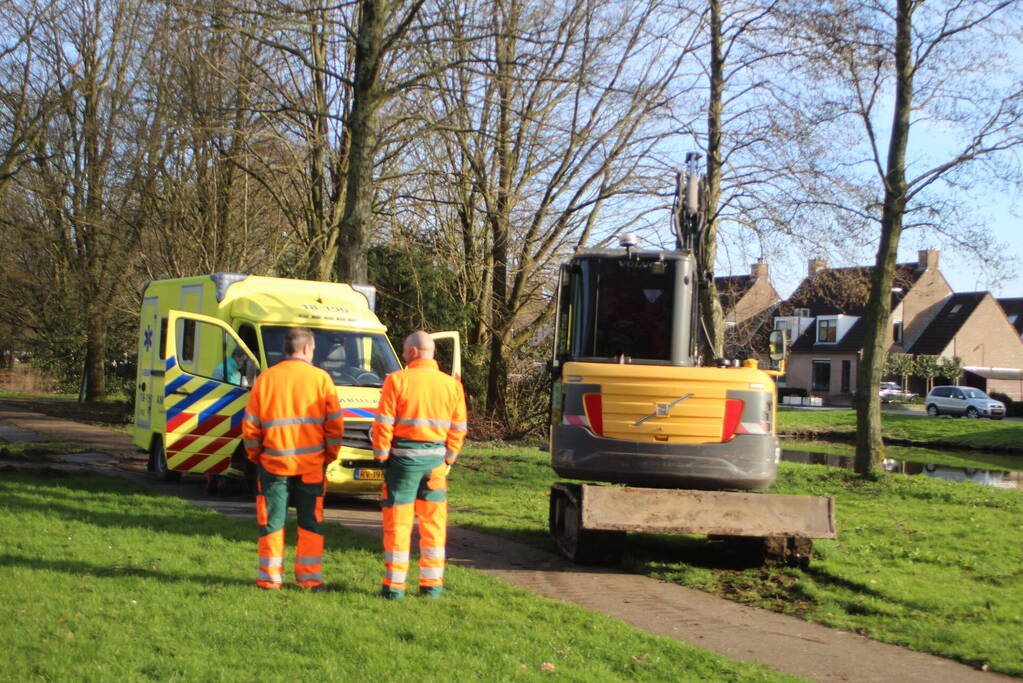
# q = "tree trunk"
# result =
<box><xmin>855</xmin><ymin>0</ymin><xmax>914</xmax><ymax>475</ymax></box>
<box><xmin>84</xmin><ymin>304</ymin><xmax>107</xmax><ymax>401</ymax></box>
<box><xmin>336</xmin><ymin>0</ymin><xmax>386</xmax><ymax>284</ymax></box>
<box><xmin>700</xmin><ymin>0</ymin><xmax>725</xmax><ymax>360</ymax></box>
<box><xmin>485</xmin><ymin>3</ymin><xmax>517</xmax><ymax>418</ymax></box>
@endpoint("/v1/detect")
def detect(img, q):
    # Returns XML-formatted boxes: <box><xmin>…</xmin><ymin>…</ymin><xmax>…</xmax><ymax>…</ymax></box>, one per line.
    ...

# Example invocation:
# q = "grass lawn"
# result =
<box><xmin>453</xmin><ymin>444</ymin><xmax>1023</xmax><ymax>676</ymax></box>
<box><xmin>778</xmin><ymin>408</ymin><xmax>1023</xmax><ymax>452</ymax></box>
<box><xmin>0</xmin><ymin>470</ymin><xmax>791</xmax><ymax>682</ymax></box>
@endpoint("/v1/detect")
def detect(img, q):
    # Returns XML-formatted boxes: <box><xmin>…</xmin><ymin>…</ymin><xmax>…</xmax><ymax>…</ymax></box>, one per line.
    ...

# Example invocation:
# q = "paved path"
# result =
<box><xmin>0</xmin><ymin>403</ymin><xmax>1012</xmax><ymax>683</ymax></box>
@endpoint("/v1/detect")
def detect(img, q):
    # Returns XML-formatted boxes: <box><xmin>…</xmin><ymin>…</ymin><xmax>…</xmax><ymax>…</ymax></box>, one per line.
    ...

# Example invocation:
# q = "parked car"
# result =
<box><xmin>925</xmin><ymin>386</ymin><xmax>1005</xmax><ymax>419</ymax></box>
<box><xmin>879</xmin><ymin>381</ymin><xmax>917</xmax><ymax>401</ymax></box>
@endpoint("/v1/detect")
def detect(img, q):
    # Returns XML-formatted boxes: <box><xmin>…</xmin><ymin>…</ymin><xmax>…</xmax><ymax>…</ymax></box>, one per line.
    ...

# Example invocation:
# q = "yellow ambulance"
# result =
<box><xmin>132</xmin><ymin>273</ymin><xmax>460</xmax><ymax>494</ymax></box>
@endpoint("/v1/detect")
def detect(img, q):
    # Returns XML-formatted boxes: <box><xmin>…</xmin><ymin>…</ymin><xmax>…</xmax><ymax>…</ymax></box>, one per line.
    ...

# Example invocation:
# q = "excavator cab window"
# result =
<box><xmin>563</xmin><ymin>256</ymin><xmax>676</xmax><ymax>364</ymax></box>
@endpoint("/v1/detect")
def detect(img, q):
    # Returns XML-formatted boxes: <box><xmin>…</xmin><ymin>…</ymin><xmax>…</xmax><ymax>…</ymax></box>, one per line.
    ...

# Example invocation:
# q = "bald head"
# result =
<box><xmin>402</xmin><ymin>331</ymin><xmax>435</xmax><ymax>363</ymax></box>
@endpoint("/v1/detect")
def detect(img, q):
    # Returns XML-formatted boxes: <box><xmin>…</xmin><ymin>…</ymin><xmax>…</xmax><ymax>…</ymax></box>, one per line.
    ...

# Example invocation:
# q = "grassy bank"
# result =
<box><xmin>0</xmin><ymin>470</ymin><xmax>789</xmax><ymax>682</ymax></box>
<box><xmin>453</xmin><ymin>445</ymin><xmax>1023</xmax><ymax>676</ymax></box>
<box><xmin>778</xmin><ymin>408</ymin><xmax>1023</xmax><ymax>453</ymax></box>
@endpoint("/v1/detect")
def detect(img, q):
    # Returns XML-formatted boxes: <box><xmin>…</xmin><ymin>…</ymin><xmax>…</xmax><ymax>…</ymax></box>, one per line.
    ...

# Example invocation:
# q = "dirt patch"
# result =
<box><xmin>0</xmin><ymin>396</ymin><xmax>133</xmax><ymax>427</ymax></box>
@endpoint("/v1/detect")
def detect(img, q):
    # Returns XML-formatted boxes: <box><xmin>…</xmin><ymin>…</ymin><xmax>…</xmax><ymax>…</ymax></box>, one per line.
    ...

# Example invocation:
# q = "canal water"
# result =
<box><xmin>781</xmin><ymin>447</ymin><xmax>1023</xmax><ymax>490</ymax></box>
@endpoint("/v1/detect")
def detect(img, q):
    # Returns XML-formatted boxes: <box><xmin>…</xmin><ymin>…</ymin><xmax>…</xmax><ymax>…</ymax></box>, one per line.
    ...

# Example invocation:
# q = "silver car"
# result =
<box><xmin>925</xmin><ymin>386</ymin><xmax>1005</xmax><ymax>420</ymax></box>
<box><xmin>879</xmin><ymin>381</ymin><xmax>916</xmax><ymax>401</ymax></box>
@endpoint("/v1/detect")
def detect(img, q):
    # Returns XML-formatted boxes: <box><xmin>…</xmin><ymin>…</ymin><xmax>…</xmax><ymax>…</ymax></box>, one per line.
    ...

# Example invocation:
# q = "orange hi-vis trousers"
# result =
<box><xmin>256</xmin><ymin>466</ymin><xmax>326</xmax><ymax>589</ymax></box>
<box><xmin>380</xmin><ymin>455</ymin><xmax>447</xmax><ymax>598</ymax></box>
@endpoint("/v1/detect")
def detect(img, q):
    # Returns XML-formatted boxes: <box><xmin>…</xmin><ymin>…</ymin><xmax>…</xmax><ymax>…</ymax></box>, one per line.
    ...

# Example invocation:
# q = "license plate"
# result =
<box><xmin>354</xmin><ymin>468</ymin><xmax>384</xmax><ymax>481</ymax></box>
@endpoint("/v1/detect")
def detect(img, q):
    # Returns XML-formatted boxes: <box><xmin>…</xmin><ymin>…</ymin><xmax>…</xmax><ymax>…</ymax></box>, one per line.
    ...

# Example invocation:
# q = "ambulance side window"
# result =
<box><xmin>159</xmin><ymin>317</ymin><xmax>168</xmax><ymax>360</ymax></box>
<box><xmin>181</xmin><ymin>320</ymin><xmax>197</xmax><ymax>362</ymax></box>
<box><xmin>238</xmin><ymin>324</ymin><xmax>259</xmax><ymax>363</ymax></box>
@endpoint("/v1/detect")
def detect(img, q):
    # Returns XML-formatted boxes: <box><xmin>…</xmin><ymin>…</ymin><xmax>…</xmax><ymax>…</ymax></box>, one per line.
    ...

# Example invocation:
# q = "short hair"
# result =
<box><xmin>284</xmin><ymin>327</ymin><xmax>314</xmax><ymax>355</ymax></box>
<box><xmin>231</xmin><ymin>347</ymin><xmax>247</xmax><ymax>359</ymax></box>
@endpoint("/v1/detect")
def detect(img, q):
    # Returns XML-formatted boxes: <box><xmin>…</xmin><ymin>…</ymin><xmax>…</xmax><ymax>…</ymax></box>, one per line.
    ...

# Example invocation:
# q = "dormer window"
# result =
<box><xmin>817</xmin><ymin>317</ymin><xmax>837</xmax><ymax>343</ymax></box>
<box><xmin>795</xmin><ymin>308</ymin><xmax>811</xmax><ymax>318</ymax></box>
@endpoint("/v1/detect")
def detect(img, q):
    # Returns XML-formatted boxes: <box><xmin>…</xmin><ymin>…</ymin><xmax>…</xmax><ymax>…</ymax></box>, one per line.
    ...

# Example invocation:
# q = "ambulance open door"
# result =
<box><xmin>429</xmin><ymin>331</ymin><xmax>462</xmax><ymax>381</ymax></box>
<box><xmin>161</xmin><ymin>310</ymin><xmax>259</xmax><ymax>477</ymax></box>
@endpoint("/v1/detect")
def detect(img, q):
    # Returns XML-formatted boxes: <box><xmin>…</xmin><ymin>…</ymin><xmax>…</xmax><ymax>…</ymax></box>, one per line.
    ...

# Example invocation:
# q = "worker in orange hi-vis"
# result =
<box><xmin>373</xmin><ymin>331</ymin><xmax>467</xmax><ymax>600</ymax></box>
<box><xmin>242</xmin><ymin>327</ymin><xmax>344</xmax><ymax>591</ymax></box>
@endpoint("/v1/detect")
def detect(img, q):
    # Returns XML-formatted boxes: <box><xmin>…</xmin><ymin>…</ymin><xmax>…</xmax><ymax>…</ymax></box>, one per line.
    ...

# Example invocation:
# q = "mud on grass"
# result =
<box><xmin>0</xmin><ymin>395</ymin><xmax>132</xmax><ymax>428</ymax></box>
<box><xmin>0</xmin><ymin>441</ymin><xmax>86</xmax><ymax>461</ymax></box>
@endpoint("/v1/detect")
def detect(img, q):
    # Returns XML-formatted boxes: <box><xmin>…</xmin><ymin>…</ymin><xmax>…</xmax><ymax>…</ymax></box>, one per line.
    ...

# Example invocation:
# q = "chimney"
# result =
<box><xmin>751</xmin><ymin>259</ymin><xmax>768</xmax><ymax>280</ymax></box>
<box><xmin>808</xmin><ymin>257</ymin><xmax>827</xmax><ymax>277</ymax></box>
<box><xmin>918</xmin><ymin>249</ymin><xmax>939</xmax><ymax>270</ymax></box>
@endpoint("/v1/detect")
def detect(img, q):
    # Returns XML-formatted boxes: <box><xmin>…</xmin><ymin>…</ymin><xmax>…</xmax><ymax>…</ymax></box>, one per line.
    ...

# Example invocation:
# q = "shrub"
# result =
<box><xmin>989</xmin><ymin>392</ymin><xmax>1023</xmax><ymax>417</ymax></box>
<box><xmin>778</xmin><ymin>387</ymin><xmax>808</xmax><ymax>400</ymax></box>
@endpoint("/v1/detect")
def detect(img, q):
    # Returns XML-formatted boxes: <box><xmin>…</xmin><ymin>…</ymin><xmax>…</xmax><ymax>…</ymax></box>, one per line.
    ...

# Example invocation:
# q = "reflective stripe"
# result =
<box><xmin>326</xmin><ymin>437</ymin><xmax>343</xmax><ymax>446</ymax></box>
<box><xmin>394</xmin><ymin>417</ymin><xmax>454</xmax><ymax>429</ymax></box>
<box><xmin>296</xmin><ymin>555</ymin><xmax>322</xmax><ymax>566</ymax></box>
<box><xmin>419</xmin><ymin>566</ymin><xmax>444</xmax><ymax>579</ymax></box>
<box><xmin>244</xmin><ymin>439</ymin><xmax>260</xmax><ymax>449</ymax></box>
<box><xmin>260</xmin><ymin>557</ymin><xmax>284</xmax><ymax>568</ymax></box>
<box><xmin>375</xmin><ymin>414</ymin><xmax>396</xmax><ymax>425</ymax></box>
<box><xmin>244</xmin><ymin>413</ymin><xmax>261</xmax><ymax>425</ymax></box>
<box><xmin>445</xmin><ymin>450</ymin><xmax>459</xmax><ymax>462</ymax></box>
<box><xmin>263</xmin><ymin>443</ymin><xmax>326</xmax><ymax>457</ymax></box>
<box><xmin>325</xmin><ymin>409</ymin><xmax>343</xmax><ymax>421</ymax></box>
<box><xmin>390</xmin><ymin>446</ymin><xmax>446</xmax><ymax>458</ymax></box>
<box><xmin>373</xmin><ymin>449</ymin><xmax>389</xmax><ymax>459</ymax></box>
<box><xmin>296</xmin><ymin>571</ymin><xmax>323</xmax><ymax>582</ymax></box>
<box><xmin>258</xmin><ymin>570</ymin><xmax>283</xmax><ymax>583</ymax></box>
<box><xmin>450</xmin><ymin>421</ymin><xmax>467</xmax><ymax>431</ymax></box>
<box><xmin>421</xmin><ymin>547</ymin><xmax>445</xmax><ymax>560</ymax></box>
<box><xmin>262</xmin><ymin>416</ymin><xmax>326</xmax><ymax>428</ymax></box>
<box><xmin>385</xmin><ymin>550</ymin><xmax>410</xmax><ymax>563</ymax></box>
<box><xmin>385</xmin><ymin>569</ymin><xmax>407</xmax><ymax>584</ymax></box>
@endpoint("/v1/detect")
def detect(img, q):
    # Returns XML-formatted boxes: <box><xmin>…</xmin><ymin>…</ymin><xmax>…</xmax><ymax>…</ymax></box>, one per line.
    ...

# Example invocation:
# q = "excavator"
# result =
<box><xmin>546</xmin><ymin>153</ymin><xmax>835</xmax><ymax>567</ymax></box>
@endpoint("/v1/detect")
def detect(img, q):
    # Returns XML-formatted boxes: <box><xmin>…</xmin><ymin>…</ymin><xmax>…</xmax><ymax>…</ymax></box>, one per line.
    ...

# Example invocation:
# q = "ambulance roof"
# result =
<box><xmin>223</xmin><ymin>275</ymin><xmax>385</xmax><ymax>331</ymax></box>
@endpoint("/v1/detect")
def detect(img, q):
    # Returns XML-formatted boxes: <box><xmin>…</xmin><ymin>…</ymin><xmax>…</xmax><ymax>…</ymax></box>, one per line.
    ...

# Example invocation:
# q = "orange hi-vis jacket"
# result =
<box><xmin>373</xmin><ymin>358</ymin><xmax>467</xmax><ymax>465</ymax></box>
<box><xmin>243</xmin><ymin>359</ymin><xmax>344</xmax><ymax>476</ymax></box>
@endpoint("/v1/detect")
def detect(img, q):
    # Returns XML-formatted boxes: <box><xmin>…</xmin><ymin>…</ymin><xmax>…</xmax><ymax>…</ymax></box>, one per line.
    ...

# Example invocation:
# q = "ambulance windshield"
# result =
<box><xmin>260</xmin><ymin>326</ymin><xmax>400</xmax><ymax>387</ymax></box>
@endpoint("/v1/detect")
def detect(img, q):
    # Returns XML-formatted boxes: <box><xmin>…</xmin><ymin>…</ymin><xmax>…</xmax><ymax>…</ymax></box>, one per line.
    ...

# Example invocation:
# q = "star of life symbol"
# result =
<box><xmin>143</xmin><ymin>328</ymin><xmax>153</xmax><ymax>350</ymax></box>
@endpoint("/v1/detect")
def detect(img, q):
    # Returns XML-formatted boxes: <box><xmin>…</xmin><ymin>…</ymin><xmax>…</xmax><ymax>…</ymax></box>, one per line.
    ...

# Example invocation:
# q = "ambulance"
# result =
<box><xmin>132</xmin><ymin>273</ymin><xmax>460</xmax><ymax>494</ymax></box>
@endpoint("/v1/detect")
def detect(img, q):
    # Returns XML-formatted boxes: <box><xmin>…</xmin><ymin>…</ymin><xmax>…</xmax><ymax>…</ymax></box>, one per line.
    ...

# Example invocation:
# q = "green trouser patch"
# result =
<box><xmin>258</xmin><ymin>467</ymin><xmax>323</xmax><ymax>537</ymax></box>
<box><xmin>381</xmin><ymin>454</ymin><xmax>446</xmax><ymax>507</ymax></box>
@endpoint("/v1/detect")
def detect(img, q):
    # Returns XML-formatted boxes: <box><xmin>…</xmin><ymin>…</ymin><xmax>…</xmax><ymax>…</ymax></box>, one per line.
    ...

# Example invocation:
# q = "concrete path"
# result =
<box><xmin>0</xmin><ymin>403</ymin><xmax>1013</xmax><ymax>683</ymax></box>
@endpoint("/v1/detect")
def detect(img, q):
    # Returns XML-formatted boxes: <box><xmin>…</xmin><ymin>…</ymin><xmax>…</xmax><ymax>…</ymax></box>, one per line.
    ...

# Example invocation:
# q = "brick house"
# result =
<box><xmin>716</xmin><ymin>260</ymin><xmax>780</xmax><ymax>359</ymax></box>
<box><xmin>774</xmin><ymin>250</ymin><xmax>949</xmax><ymax>401</ymax></box>
<box><xmin>774</xmin><ymin>250</ymin><xmax>1023</xmax><ymax>402</ymax></box>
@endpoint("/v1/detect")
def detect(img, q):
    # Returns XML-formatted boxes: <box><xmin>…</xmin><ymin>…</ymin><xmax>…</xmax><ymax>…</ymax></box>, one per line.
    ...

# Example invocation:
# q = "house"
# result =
<box><xmin>716</xmin><ymin>260</ymin><xmax>780</xmax><ymax>358</ymax></box>
<box><xmin>775</xmin><ymin>250</ymin><xmax>1023</xmax><ymax>402</ymax></box>
<box><xmin>998</xmin><ymin>298</ymin><xmax>1023</xmax><ymax>339</ymax></box>
<box><xmin>716</xmin><ymin>260</ymin><xmax>780</xmax><ymax>325</ymax></box>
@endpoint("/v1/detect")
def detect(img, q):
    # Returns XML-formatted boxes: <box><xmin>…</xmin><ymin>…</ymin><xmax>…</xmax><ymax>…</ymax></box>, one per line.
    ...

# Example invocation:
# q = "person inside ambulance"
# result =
<box><xmin>213</xmin><ymin>347</ymin><xmax>249</xmax><ymax>385</ymax></box>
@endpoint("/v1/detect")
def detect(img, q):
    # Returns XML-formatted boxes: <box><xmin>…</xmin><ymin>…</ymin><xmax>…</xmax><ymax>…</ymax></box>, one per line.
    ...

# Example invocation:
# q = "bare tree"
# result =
<box><xmin>0</xmin><ymin>0</ymin><xmax>77</xmax><ymax>191</ymax></box>
<box><xmin>138</xmin><ymin>0</ymin><xmax>288</xmax><ymax>279</ymax></box>
<box><xmin>781</xmin><ymin>0</ymin><xmax>1023</xmax><ymax>472</ymax></box>
<box><xmin>17</xmin><ymin>0</ymin><xmax>170</xmax><ymax>399</ymax></box>
<box><xmin>416</xmin><ymin>0</ymin><xmax>694</xmax><ymax>418</ymax></box>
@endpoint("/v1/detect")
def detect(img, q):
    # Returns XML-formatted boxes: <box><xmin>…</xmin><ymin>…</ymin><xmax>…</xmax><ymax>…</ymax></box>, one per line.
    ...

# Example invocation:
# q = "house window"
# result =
<box><xmin>893</xmin><ymin>321</ymin><xmax>903</xmax><ymax>344</ymax></box>
<box><xmin>841</xmin><ymin>360</ymin><xmax>851</xmax><ymax>393</ymax></box>
<box><xmin>812</xmin><ymin>360</ymin><xmax>831</xmax><ymax>392</ymax></box>
<box><xmin>817</xmin><ymin>318</ymin><xmax>837</xmax><ymax>343</ymax></box>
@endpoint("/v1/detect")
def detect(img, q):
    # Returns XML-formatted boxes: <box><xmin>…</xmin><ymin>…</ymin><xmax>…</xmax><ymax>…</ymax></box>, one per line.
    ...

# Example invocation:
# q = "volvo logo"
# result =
<box><xmin>633</xmin><ymin>393</ymin><xmax>693</xmax><ymax>426</ymax></box>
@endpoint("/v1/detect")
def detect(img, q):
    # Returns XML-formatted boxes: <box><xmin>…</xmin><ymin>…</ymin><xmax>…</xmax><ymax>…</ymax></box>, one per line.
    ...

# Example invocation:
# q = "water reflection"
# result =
<box><xmin>781</xmin><ymin>449</ymin><xmax>1023</xmax><ymax>490</ymax></box>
